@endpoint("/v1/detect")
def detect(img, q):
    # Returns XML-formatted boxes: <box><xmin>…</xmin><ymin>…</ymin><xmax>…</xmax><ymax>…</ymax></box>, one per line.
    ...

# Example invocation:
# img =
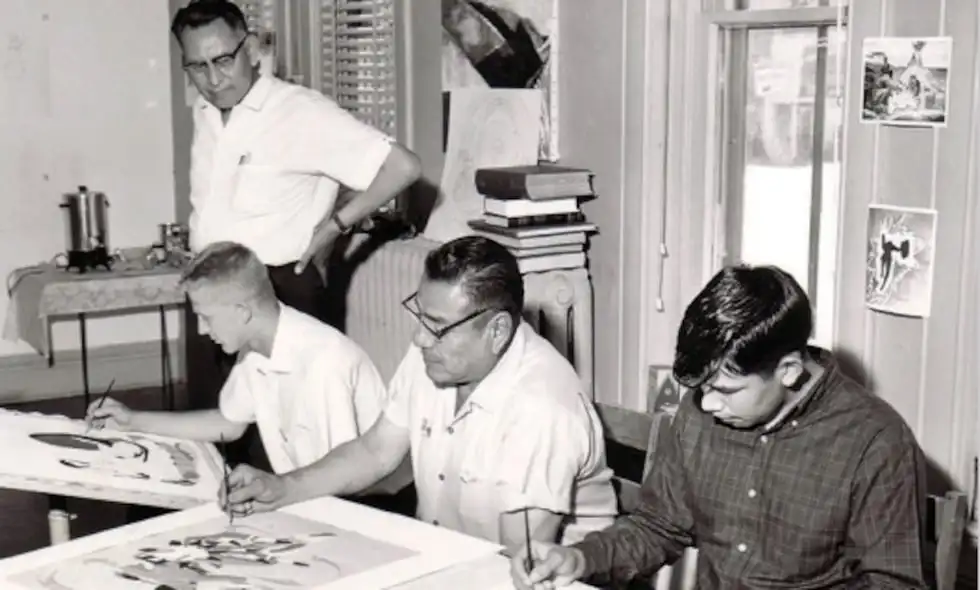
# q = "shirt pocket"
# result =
<box><xmin>231</xmin><ymin>163</ymin><xmax>285</xmax><ymax>217</ymax></box>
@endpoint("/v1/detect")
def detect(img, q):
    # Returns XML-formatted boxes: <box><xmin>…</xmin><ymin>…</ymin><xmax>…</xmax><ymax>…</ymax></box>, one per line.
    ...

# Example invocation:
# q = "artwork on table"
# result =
<box><xmin>8</xmin><ymin>511</ymin><xmax>415</xmax><ymax>590</ymax></box>
<box><xmin>0</xmin><ymin>498</ymin><xmax>501</xmax><ymax>590</ymax></box>
<box><xmin>425</xmin><ymin>88</ymin><xmax>541</xmax><ymax>242</ymax></box>
<box><xmin>442</xmin><ymin>0</ymin><xmax>560</xmax><ymax>161</ymax></box>
<box><xmin>0</xmin><ymin>410</ymin><xmax>223</xmax><ymax>508</ymax></box>
<box><xmin>865</xmin><ymin>204</ymin><xmax>938</xmax><ymax>318</ymax></box>
<box><xmin>861</xmin><ymin>36</ymin><xmax>952</xmax><ymax>127</ymax></box>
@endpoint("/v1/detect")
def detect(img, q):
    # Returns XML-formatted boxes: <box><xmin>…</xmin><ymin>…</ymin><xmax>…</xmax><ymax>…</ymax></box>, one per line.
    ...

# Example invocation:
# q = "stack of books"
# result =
<box><xmin>466</xmin><ymin>164</ymin><xmax>597</xmax><ymax>274</ymax></box>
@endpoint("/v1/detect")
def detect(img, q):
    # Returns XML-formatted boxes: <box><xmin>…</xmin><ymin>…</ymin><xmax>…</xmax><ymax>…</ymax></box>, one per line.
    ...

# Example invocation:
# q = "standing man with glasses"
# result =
<box><xmin>171</xmin><ymin>0</ymin><xmax>422</xmax><ymax>468</ymax></box>
<box><xmin>218</xmin><ymin>236</ymin><xmax>618</xmax><ymax>553</ymax></box>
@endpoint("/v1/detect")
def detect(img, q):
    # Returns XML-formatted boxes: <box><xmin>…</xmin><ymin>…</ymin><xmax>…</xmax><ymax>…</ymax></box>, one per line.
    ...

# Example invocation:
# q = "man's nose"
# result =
<box><xmin>412</xmin><ymin>324</ymin><xmax>435</xmax><ymax>349</ymax></box>
<box><xmin>206</xmin><ymin>63</ymin><xmax>222</xmax><ymax>87</ymax></box>
<box><xmin>700</xmin><ymin>391</ymin><xmax>724</xmax><ymax>414</ymax></box>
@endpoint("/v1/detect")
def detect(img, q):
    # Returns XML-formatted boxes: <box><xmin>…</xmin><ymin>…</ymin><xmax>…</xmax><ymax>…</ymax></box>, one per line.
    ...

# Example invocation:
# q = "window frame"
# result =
<box><xmin>703</xmin><ymin>4</ymin><xmax>848</xmax><ymax>344</ymax></box>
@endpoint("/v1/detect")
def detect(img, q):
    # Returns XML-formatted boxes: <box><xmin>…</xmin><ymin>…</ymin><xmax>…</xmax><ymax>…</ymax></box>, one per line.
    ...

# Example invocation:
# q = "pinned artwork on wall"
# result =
<box><xmin>865</xmin><ymin>204</ymin><xmax>938</xmax><ymax>318</ymax></box>
<box><xmin>442</xmin><ymin>0</ymin><xmax>560</xmax><ymax>161</ymax></box>
<box><xmin>861</xmin><ymin>36</ymin><xmax>952</xmax><ymax>127</ymax></box>
<box><xmin>0</xmin><ymin>410</ymin><xmax>223</xmax><ymax>509</ymax></box>
<box><xmin>0</xmin><ymin>498</ymin><xmax>499</xmax><ymax>590</ymax></box>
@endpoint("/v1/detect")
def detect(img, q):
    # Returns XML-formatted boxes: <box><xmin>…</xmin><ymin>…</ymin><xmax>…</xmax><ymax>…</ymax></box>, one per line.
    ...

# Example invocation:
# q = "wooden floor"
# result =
<box><xmin>0</xmin><ymin>385</ymin><xmax>188</xmax><ymax>559</ymax></box>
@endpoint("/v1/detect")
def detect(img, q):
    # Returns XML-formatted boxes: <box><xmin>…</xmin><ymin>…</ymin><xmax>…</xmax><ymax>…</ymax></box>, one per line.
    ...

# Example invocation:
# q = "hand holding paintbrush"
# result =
<box><xmin>83</xmin><ymin>378</ymin><xmax>116</xmax><ymax>432</ymax></box>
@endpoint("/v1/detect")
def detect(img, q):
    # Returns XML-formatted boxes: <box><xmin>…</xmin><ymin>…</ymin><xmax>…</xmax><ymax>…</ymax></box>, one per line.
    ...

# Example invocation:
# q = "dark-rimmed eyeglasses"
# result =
<box><xmin>183</xmin><ymin>35</ymin><xmax>249</xmax><ymax>77</ymax></box>
<box><xmin>401</xmin><ymin>291</ymin><xmax>493</xmax><ymax>341</ymax></box>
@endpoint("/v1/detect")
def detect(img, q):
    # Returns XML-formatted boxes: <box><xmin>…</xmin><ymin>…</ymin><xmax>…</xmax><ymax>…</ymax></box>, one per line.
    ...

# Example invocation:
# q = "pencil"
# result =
<box><xmin>524</xmin><ymin>508</ymin><xmax>533</xmax><ymax>573</ymax></box>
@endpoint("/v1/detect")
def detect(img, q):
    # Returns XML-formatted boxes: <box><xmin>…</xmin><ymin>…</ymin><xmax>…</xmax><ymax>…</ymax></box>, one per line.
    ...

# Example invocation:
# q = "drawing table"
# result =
<box><xmin>3</xmin><ymin>262</ymin><xmax>184</xmax><ymax>410</ymax></box>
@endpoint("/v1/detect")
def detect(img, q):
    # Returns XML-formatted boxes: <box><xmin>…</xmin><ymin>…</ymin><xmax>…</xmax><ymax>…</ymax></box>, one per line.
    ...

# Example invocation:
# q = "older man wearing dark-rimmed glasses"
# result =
<box><xmin>220</xmin><ymin>236</ymin><xmax>617</xmax><ymax>554</ymax></box>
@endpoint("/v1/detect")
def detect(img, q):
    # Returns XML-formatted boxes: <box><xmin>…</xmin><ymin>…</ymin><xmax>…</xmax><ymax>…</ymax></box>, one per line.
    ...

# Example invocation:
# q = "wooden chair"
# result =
<box><xmin>928</xmin><ymin>491</ymin><xmax>969</xmax><ymax>590</ymax></box>
<box><xmin>595</xmin><ymin>403</ymin><xmax>699</xmax><ymax>590</ymax></box>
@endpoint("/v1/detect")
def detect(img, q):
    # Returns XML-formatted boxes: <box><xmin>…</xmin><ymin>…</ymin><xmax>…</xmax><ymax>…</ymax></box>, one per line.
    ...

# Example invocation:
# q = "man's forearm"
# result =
<box><xmin>331</xmin><ymin>143</ymin><xmax>421</xmax><ymax>227</ymax></box>
<box><xmin>129</xmin><ymin>409</ymin><xmax>245</xmax><ymax>443</ymax></box>
<box><xmin>280</xmin><ymin>438</ymin><xmax>401</xmax><ymax>506</ymax></box>
<box><xmin>573</xmin><ymin>503</ymin><xmax>681</xmax><ymax>585</ymax></box>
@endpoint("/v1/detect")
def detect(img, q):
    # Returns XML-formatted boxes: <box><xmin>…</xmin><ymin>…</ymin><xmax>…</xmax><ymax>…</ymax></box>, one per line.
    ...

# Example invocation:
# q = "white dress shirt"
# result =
<box><xmin>189</xmin><ymin>75</ymin><xmax>394</xmax><ymax>265</ymax></box>
<box><xmin>384</xmin><ymin>322</ymin><xmax>618</xmax><ymax>545</ymax></box>
<box><xmin>219</xmin><ymin>305</ymin><xmax>388</xmax><ymax>475</ymax></box>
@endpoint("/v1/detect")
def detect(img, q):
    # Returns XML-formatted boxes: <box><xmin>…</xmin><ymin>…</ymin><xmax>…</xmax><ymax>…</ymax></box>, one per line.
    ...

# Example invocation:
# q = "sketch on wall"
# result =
<box><xmin>0</xmin><ymin>410</ymin><xmax>223</xmax><ymax>506</ymax></box>
<box><xmin>442</xmin><ymin>0</ymin><xmax>560</xmax><ymax>161</ymax></box>
<box><xmin>861</xmin><ymin>36</ymin><xmax>952</xmax><ymax>127</ymax></box>
<box><xmin>8</xmin><ymin>512</ymin><xmax>416</xmax><ymax>590</ymax></box>
<box><xmin>865</xmin><ymin>204</ymin><xmax>938</xmax><ymax>318</ymax></box>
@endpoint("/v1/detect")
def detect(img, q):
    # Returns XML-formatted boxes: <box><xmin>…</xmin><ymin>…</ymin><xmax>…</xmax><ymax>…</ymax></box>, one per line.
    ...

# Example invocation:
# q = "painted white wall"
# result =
<box><xmin>0</xmin><ymin>0</ymin><xmax>180</xmax><ymax>358</ymax></box>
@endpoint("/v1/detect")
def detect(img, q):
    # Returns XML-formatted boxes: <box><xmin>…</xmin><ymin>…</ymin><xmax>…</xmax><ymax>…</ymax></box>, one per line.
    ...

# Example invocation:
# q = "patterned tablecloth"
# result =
<box><xmin>2</xmin><ymin>263</ymin><xmax>184</xmax><ymax>358</ymax></box>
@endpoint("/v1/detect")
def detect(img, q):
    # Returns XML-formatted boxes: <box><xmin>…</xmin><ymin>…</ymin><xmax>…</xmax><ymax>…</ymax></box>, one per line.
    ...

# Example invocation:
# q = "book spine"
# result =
<box><xmin>482</xmin><ymin>212</ymin><xmax>585</xmax><ymax>228</ymax></box>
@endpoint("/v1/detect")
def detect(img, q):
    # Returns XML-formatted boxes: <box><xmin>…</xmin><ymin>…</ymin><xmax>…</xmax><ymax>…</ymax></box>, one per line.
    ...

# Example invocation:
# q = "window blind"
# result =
<box><xmin>317</xmin><ymin>0</ymin><xmax>398</xmax><ymax>137</ymax></box>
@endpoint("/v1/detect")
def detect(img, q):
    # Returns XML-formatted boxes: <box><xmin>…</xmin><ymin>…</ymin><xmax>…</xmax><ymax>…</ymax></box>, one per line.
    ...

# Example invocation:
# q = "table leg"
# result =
<box><xmin>79</xmin><ymin>312</ymin><xmax>90</xmax><ymax>409</ymax></box>
<box><xmin>159</xmin><ymin>305</ymin><xmax>174</xmax><ymax>410</ymax></box>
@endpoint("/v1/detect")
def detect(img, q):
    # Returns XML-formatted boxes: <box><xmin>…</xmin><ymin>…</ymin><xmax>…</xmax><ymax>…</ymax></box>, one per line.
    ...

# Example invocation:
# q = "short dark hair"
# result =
<box><xmin>179</xmin><ymin>241</ymin><xmax>275</xmax><ymax>305</ymax></box>
<box><xmin>673</xmin><ymin>265</ymin><xmax>813</xmax><ymax>388</ymax></box>
<box><xmin>171</xmin><ymin>0</ymin><xmax>248</xmax><ymax>44</ymax></box>
<box><xmin>423</xmin><ymin>236</ymin><xmax>523</xmax><ymax>323</ymax></box>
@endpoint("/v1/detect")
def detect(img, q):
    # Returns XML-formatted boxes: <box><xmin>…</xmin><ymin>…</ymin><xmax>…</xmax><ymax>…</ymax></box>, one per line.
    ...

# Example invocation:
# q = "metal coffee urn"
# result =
<box><xmin>60</xmin><ymin>185</ymin><xmax>112</xmax><ymax>272</ymax></box>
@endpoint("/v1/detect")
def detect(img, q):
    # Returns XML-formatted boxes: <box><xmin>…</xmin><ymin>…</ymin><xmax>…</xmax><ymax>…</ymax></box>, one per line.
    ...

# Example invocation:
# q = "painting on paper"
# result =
<box><xmin>861</xmin><ymin>36</ymin><xmax>952</xmax><ymax>127</ymax></box>
<box><xmin>0</xmin><ymin>410</ymin><xmax>223</xmax><ymax>506</ymax></box>
<box><xmin>442</xmin><ymin>0</ymin><xmax>560</xmax><ymax>160</ymax></box>
<box><xmin>865</xmin><ymin>204</ymin><xmax>938</xmax><ymax>318</ymax></box>
<box><xmin>8</xmin><ymin>511</ymin><xmax>416</xmax><ymax>590</ymax></box>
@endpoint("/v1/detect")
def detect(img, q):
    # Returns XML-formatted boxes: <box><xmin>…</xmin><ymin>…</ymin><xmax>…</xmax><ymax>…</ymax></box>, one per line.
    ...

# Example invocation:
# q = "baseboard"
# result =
<box><xmin>0</xmin><ymin>340</ymin><xmax>186</xmax><ymax>405</ymax></box>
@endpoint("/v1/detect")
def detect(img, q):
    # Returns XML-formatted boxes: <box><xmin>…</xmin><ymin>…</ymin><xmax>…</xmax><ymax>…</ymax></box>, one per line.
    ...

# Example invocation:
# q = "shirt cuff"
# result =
<box><xmin>497</xmin><ymin>483</ymin><xmax>568</xmax><ymax>515</ymax></box>
<box><xmin>573</xmin><ymin>533</ymin><xmax>611</xmax><ymax>582</ymax></box>
<box><xmin>345</xmin><ymin>137</ymin><xmax>393</xmax><ymax>191</ymax></box>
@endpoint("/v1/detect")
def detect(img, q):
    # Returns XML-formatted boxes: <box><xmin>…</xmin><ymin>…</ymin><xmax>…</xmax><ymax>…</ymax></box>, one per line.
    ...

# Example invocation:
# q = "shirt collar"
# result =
<box><xmin>461</xmin><ymin>321</ymin><xmax>530</xmax><ymax>414</ymax></box>
<box><xmin>244</xmin><ymin>303</ymin><xmax>294</xmax><ymax>374</ymax></box>
<box><xmin>762</xmin><ymin>346</ymin><xmax>840</xmax><ymax>432</ymax></box>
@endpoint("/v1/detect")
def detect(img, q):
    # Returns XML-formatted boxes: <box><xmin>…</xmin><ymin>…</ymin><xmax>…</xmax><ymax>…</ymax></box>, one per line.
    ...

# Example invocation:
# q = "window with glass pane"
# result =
<box><xmin>719</xmin><ymin>23</ymin><xmax>846</xmax><ymax>346</ymax></box>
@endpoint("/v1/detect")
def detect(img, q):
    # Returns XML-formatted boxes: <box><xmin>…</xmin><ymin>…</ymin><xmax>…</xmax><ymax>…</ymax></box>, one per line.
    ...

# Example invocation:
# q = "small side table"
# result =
<box><xmin>3</xmin><ymin>263</ymin><xmax>185</xmax><ymax>410</ymax></box>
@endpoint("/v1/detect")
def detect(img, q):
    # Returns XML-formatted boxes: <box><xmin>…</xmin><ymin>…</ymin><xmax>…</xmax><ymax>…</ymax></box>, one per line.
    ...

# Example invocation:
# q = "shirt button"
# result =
<box><xmin>447</xmin><ymin>427</ymin><xmax>454</xmax><ymax>434</ymax></box>
<box><xmin>737</xmin><ymin>543</ymin><xmax>747</xmax><ymax>553</ymax></box>
<box><xmin>748</xmin><ymin>489</ymin><xmax>757</xmax><ymax>498</ymax></box>
<box><xmin>438</xmin><ymin>473</ymin><xmax>445</xmax><ymax>481</ymax></box>
<box><xmin>760</xmin><ymin>435</ymin><xmax>769</xmax><ymax>443</ymax></box>
<box><xmin>791</xmin><ymin>420</ymin><xmax>798</xmax><ymax>427</ymax></box>
<box><xmin>433</xmin><ymin>520</ymin><xmax>440</xmax><ymax>526</ymax></box>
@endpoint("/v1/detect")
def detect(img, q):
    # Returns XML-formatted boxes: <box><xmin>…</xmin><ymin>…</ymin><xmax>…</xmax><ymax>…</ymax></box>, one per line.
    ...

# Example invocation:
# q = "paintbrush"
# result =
<box><xmin>523</xmin><ymin>507</ymin><xmax>534</xmax><ymax>573</ymax></box>
<box><xmin>85</xmin><ymin>378</ymin><xmax>116</xmax><ymax>433</ymax></box>
<box><xmin>221</xmin><ymin>435</ymin><xmax>233</xmax><ymax>527</ymax></box>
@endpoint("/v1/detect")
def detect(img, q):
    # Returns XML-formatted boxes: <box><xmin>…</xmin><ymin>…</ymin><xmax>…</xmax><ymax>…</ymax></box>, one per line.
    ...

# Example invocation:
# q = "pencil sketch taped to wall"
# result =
<box><xmin>0</xmin><ymin>410</ymin><xmax>222</xmax><ymax>504</ymax></box>
<box><xmin>8</xmin><ymin>511</ymin><xmax>417</xmax><ymax>590</ymax></box>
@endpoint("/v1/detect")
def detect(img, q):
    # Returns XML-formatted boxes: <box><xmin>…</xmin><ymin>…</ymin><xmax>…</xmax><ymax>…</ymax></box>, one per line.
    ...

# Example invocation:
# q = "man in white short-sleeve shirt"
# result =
<box><xmin>171</xmin><ymin>0</ymin><xmax>420</xmax><ymax>467</ymax></box>
<box><xmin>220</xmin><ymin>236</ymin><xmax>618</xmax><ymax>552</ymax></box>
<box><xmin>87</xmin><ymin>242</ymin><xmax>388</xmax><ymax>476</ymax></box>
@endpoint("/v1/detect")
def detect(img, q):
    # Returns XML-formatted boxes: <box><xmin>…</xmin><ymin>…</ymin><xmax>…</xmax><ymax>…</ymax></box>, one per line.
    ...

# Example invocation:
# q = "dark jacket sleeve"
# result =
<box><xmin>573</xmin><ymin>398</ymin><xmax>698</xmax><ymax>585</ymax></box>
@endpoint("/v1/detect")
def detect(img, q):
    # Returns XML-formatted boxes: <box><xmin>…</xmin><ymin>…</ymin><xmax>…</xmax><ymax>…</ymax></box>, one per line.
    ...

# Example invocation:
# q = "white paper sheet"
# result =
<box><xmin>425</xmin><ymin>88</ymin><xmax>541</xmax><ymax>243</ymax></box>
<box><xmin>0</xmin><ymin>497</ymin><xmax>502</xmax><ymax>590</ymax></box>
<box><xmin>0</xmin><ymin>409</ymin><xmax>223</xmax><ymax>509</ymax></box>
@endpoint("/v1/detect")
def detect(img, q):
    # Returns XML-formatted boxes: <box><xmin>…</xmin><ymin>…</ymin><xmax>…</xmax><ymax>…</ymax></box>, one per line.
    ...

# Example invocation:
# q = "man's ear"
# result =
<box><xmin>236</xmin><ymin>301</ymin><xmax>254</xmax><ymax>325</ymax></box>
<box><xmin>776</xmin><ymin>352</ymin><xmax>805</xmax><ymax>389</ymax></box>
<box><xmin>488</xmin><ymin>312</ymin><xmax>514</xmax><ymax>355</ymax></box>
<box><xmin>244</xmin><ymin>31</ymin><xmax>261</xmax><ymax>68</ymax></box>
